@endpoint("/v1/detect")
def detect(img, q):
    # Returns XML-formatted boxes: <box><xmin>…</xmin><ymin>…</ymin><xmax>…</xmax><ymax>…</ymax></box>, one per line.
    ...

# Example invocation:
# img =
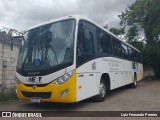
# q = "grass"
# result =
<box><xmin>0</xmin><ymin>93</ymin><xmax>18</xmax><ymax>103</ymax></box>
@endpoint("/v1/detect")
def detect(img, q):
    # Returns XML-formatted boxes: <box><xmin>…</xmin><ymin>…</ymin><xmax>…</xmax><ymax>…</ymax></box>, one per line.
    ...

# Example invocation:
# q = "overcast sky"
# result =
<box><xmin>0</xmin><ymin>0</ymin><xmax>136</xmax><ymax>31</ymax></box>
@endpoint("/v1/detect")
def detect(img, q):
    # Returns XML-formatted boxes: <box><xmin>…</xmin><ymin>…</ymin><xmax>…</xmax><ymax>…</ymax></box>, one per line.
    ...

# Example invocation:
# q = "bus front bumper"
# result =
<box><xmin>15</xmin><ymin>71</ymin><xmax>76</xmax><ymax>103</ymax></box>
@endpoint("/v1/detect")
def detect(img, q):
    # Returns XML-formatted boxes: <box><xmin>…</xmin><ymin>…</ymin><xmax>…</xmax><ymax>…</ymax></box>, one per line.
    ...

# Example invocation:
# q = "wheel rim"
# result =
<box><xmin>134</xmin><ymin>76</ymin><xmax>137</xmax><ymax>86</ymax></box>
<box><xmin>99</xmin><ymin>82</ymin><xmax>106</xmax><ymax>98</ymax></box>
<box><xmin>134</xmin><ymin>80</ymin><xmax>136</xmax><ymax>86</ymax></box>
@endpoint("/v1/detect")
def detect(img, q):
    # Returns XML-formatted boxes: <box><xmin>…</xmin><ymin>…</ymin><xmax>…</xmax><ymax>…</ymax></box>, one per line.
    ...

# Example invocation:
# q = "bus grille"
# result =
<box><xmin>24</xmin><ymin>83</ymin><xmax>49</xmax><ymax>87</ymax></box>
<box><xmin>21</xmin><ymin>91</ymin><xmax>52</xmax><ymax>99</ymax></box>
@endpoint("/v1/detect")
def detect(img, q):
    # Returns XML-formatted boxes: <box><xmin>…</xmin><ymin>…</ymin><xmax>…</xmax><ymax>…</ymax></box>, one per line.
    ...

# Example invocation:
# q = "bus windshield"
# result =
<box><xmin>17</xmin><ymin>19</ymin><xmax>75</xmax><ymax>76</ymax></box>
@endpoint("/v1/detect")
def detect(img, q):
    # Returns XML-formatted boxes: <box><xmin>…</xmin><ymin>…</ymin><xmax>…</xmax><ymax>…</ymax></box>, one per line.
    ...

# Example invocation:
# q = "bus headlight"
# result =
<box><xmin>15</xmin><ymin>77</ymin><xmax>22</xmax><ymax>84</ymax></box>
<box><xmin>52</xmin><ymin>70</ymin><xmax>74</xmax><ymax>85</ymax></box>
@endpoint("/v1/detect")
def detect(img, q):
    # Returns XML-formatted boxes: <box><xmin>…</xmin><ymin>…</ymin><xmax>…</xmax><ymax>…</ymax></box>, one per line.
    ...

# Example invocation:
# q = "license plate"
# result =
<box><xmin>31</xmin><ymin>97</ymin><xmax>41</xmax><ymax>103</ymax></box>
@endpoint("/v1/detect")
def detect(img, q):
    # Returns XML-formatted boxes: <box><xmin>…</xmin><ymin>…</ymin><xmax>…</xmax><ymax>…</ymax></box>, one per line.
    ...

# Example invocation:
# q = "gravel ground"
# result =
<box><xmin>0</xmin><ymin>79</ymin><xmax>160</xmax><ymax>119</ymax></box>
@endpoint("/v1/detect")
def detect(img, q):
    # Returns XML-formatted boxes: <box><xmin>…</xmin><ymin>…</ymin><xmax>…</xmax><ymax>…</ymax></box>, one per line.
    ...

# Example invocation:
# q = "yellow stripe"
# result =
<box><xmin>16</xmin><ymin>70</ymin><xmax>77</xmax><ymax>103</ymax></box>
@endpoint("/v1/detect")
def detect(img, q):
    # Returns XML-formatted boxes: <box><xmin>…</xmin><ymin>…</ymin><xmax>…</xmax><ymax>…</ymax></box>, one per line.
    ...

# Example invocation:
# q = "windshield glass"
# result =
<box><xmin>17</xmin><ymin>19</ymin><xmax>75</xmax><ymax>76</ymax></box>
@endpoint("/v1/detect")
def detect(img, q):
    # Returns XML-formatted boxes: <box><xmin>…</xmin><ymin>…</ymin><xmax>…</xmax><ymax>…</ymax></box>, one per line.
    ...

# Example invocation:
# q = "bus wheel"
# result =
<box><xmin>94</xmin><ymin>80</ymin><xmax>107</xmax><ymax>102</ymax></box>
<box><xmin>131</xmin><ymin>74</ymin><xmax>137</xmax><ymax>88</ymax></box>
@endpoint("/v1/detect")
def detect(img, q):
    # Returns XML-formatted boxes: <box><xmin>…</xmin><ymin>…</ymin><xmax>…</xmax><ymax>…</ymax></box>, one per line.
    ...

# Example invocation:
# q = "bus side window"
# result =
<box><xmin>105</xmin><ymin>34</ymin><xmax>112</xmax><ymax>54</ymax></box>
<box><xmin>97</xmin><ymin>29</ymin><xmax>112</xmax><ymax>55</ymax></box>
<box><xmin>112</xmin><ymin>38</ymin><xmax>122</xmax><ymax>57</ymax></box>
<box><xmin>128</xmin><ymin>47</ymin><xmax>132</xmax><ymax>60</ymax></box>
<box><xmin>121</xmin><ymin>43</ymin><xmax>129</xmax><ymax>59</ymax></box>
<box><xmin>128</xmin><ymin>47</ymin><xmax>136</xmax><ymax>61</ymax></box>
<box><xmin>139</xmin><ymin>53</ymin><xmax>142</xmax><ymax>63</ymax></box>
<box><xmin>132</xmin><ymin>50</ymin><xmax>137</xmax><ymax>61</ymax></box>
<box><xmin>77</xmin><ymin>21</ymin><xmax>94</xmax><ymax>66</ymax></box>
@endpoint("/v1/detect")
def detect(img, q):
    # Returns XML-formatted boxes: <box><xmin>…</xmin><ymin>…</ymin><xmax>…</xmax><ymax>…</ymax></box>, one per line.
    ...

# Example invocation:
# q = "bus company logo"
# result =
<box><xmin>29</xmin><ymin>77</ymin><xmax>36</xmax><ymax>82</ymax></box>
<box><xmin>32</xmin><ymin>85</ymin><xmax>37</xmax><ymax>90</ymax></box>
<box><xmin>28</xmin><ymin>77</ymin><xmax>42</xmax><ymax>83</ymax></box>
<box><xmin>2</xmin><ymin>112</ymin><xmax>11</xmax><ymax>117</ymax></box>
<box><xmin>1</xmin><ymin>112</ymin><xmax>42</xmax><ymax>117</ymax></box>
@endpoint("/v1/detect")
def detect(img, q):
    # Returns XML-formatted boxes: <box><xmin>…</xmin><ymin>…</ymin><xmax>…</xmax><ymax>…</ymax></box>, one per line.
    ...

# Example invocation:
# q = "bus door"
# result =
<box><xmin>76</xmin><ymin>21</ymin><xmax>98</xmax><ymax>101</ymax></box>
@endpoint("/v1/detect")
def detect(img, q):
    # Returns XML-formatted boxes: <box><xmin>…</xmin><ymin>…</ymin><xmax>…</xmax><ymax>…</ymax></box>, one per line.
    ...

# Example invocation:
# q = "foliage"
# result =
<box><xmin>0</xmin><ymin>31</ymin><xmax>11</xmax><ymax>41</ymax></box>
<box><xmin>0</xmin><ymin>31</ymin><xmax>7</xmax><ymax>40</ymax></box>
<box><xmin>126</xmin><ymin>25</ymin><xmax>139</xmax><ymax>42</ymax></box>
<box><xmin>119</xmin><ymin>0</ymin><xmax>160</xmax><ymax>45</ymax></box>
<box><xmin>142</xmin><ymin>44</ymin><xmax>160</xmax><ymax>78</ymax></box>
<box><xmin>108</xmin><ymin>0</ymin><xmax>160</xmax><ymax>78</ymax></box>
<box><xmin>109</xmin><ymin>27</ymin><xmax>124</xmax><ymax>35</ymax></box>
<box><xmin>128</xmin><ymin>41</ymin><xmax>144</xmax><ymax>52</ymax></box>
<box><xmin>0</xmin><ymin>93</ymin><xmax>18</xmax><ymax>103</ymax></box>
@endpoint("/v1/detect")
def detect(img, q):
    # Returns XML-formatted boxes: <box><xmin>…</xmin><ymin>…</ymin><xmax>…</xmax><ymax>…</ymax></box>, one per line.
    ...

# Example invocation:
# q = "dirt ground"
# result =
<box><xmin>0</xmin><ymin>79</ymin><xmax>160</xmax><ymax>119</ymax></box>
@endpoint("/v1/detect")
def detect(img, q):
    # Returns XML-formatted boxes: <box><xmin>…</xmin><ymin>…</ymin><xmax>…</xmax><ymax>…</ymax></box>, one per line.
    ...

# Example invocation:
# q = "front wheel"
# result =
<box><xmin>94</xmin><ymin>81</ymin><xmax>107</xmax><ymax>102</ymax></box>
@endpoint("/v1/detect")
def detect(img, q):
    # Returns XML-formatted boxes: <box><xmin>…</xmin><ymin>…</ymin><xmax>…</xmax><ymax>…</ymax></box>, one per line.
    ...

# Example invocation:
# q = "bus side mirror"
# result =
<box><xmin>11</xmin><ymin>36</ymin><xmax>24</xmax><ymax>51</ymax></box>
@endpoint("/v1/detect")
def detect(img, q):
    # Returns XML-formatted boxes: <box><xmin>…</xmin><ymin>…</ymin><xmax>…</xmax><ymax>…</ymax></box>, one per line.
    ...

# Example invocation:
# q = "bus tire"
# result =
<box><xmin>94</xmin><ymin>80</ymin><xmax>107</xmax><ymax>102</ymax></box>
<box><xmin>131</xmin><ymin>74</ymin><xmax>137</xmax><ymax>88</ymax></box>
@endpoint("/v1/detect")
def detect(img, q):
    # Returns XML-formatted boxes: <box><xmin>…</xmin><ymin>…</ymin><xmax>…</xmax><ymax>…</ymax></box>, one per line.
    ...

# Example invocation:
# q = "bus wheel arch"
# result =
<box><xmin>101</xmin><ymin>73</ymin><xmax>111</xmax><ymax>90</ymax></box>
<box><xmin>93</xmin><ymin>73</ymin><xmax>110</xmax><ymax>102</ymax></box>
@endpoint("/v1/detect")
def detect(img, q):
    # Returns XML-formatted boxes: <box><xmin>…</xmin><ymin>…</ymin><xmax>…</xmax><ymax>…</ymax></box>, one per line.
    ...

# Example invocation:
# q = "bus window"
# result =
<box><xmin>77</xmin><ymin>21</ymin><xmax>95</xmax><ymax>66</ymax></box>
<box><xmin>105</xmin><ymin>34</ymin><xmax>112</xmax><ymax>54</ymax></box>
<box><xmin>138</xmin><ymin>52</ymin><xmax>142</xmax><ymax>63</ymax></box>
<box><xmin>128</xmin><ymin>47</ymin><xmax>137</xmax><ymax>61</ymax></box>
<box><xmin>132</xmin><ymin>50</ymin><xmax>137</xmax><ymax>61</ymax></box>
<box><xmin>128</xmin><ymin>47</ymin><xmax>133</xmax><ymax>61</ymax></box>
<box><xmin>112</xmin><ymin>38</ymin><xmax>122</xmax><ymax>57</ymax></box>
<box><xmin>135</xmin><ymin>51</ymin><xmax>141</xmax><ymax>63</ymax></box>
<box><xmin>97</xmin><ymin>29</ymin><xmax>112</xmax><ymax>54</ymax></box>
<box><xmin>121</xmin><ymin>43</ymin><xmax>129</xmax><ymax>59</ymax></box>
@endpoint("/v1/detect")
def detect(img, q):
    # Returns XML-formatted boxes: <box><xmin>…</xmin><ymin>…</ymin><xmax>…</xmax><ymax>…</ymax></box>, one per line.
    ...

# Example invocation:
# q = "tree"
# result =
<box><xmin>118</xmin><ymin>0</ymin><xmax>160</xmax><ymax>78</ymax></box>
<box><xmin>0</xmin><ymin>31</ymin><xmax>7</xmax><ymax>40</ymax></box>
<box><xmin>119</xmin><ymin>0</ymin><xmax>160</xmax><ymax>45</ymax></box>
<box><xmin>0</xmin><ymin>31</ymin><xmax>12</xmax><ymax>42</ymax></box>
<box><xmin>143</xmin><ymin>44</ymin><xmax>160</xmax><ymax>78</ymax></box>
<box><xmin>109</xmin><ymin>27</ymin><xmax>124</xmax><ymax>35</ymax></box>
<box><xmin>126</xmin><ymin>25</ymin><xmax>138</xmax><ymax>42</ymax></box>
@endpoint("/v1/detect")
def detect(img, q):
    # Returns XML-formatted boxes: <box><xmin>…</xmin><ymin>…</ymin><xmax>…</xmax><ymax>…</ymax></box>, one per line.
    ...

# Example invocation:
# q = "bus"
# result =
<box><xmin>15</xmin><ymin>15</ymin><xmax>143</xmax><ymax>103</ymax></box>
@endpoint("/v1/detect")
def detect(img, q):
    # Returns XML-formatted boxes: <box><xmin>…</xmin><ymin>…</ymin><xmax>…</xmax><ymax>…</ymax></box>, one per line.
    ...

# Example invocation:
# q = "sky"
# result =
<box><xmin>0</xmin><ymin>0</ymin><xmax>136</xmax><ymax>31</ymax></box>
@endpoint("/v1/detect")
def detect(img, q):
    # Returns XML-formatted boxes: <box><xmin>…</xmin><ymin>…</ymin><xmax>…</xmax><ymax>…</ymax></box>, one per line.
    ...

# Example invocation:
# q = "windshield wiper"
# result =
<box><xmin>39</xmin><ymin>43</ymin><xmax>58</xmax><ymax>73</ymax></box>
<box><xmin>21</xmin><ymin>44</ymin><xmax>35</xmax><ymax>71</ymax></box>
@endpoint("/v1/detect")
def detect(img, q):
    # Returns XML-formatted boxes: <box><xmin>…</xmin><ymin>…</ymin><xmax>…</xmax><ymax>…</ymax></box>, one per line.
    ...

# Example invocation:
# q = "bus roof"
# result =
<box><xmin>29</xmin><ymin>15</ymin><xmax>140</xmax><ymax>52</ymax></box>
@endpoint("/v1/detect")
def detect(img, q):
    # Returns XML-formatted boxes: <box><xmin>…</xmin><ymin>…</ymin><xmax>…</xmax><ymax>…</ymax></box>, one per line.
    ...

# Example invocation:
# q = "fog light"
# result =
<box><xmin>59</xmin><ymin>89</ymin><xmax>68</xmax><ymax>98</ymax></box>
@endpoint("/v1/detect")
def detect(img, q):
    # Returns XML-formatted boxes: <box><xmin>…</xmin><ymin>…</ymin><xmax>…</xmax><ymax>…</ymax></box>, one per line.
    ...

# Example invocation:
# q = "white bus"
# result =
<box><xmin>15</xmin><ymin>15</ymin><xmax>143</xmax><ymax>103</ymax></box>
